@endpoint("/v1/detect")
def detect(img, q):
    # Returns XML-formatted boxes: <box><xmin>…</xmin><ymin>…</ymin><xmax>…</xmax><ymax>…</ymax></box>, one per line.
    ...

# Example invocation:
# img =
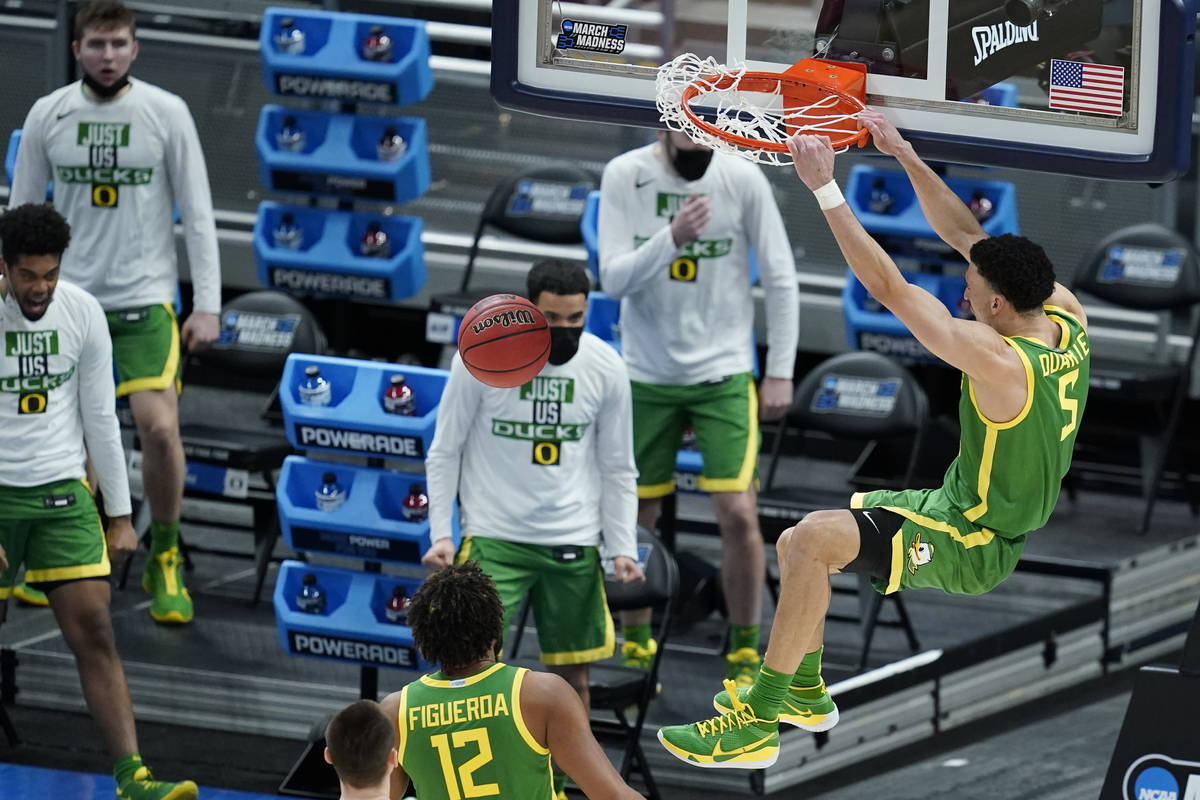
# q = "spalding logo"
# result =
<box><xmin>471</xmin><ymin>308</ymin><xmax>536</xmax><ymax>335</ymax></box>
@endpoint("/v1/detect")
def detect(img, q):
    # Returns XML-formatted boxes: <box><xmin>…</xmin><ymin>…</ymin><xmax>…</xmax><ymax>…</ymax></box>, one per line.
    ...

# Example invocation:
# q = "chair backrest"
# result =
<box><xmin>1074</xmin><ymin>223</ymin><xmax>1200</xmax><ymax>312</ymax></box>
<box><xmin>459</xmin><ymin>163</ymin><xmax>598</xmax><ymax>292</ymax></box>
<box><xmin>789</xmin><ymin>351</ymin><xmax>929</xmax><ymax>439</ymax></box>
<box><xmin>603</xmin><ymin>528</ymin><xmax>679</xmax><ymax>613</ymax></box>
<box><xmin>186</xmin><ymin>291</ymin><xmax>326</xmax><ymax>393</ymax></box>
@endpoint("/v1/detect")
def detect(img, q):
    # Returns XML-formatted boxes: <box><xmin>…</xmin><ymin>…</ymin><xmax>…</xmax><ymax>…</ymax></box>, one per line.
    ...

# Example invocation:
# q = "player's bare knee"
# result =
<box><xmin>62</xmin><ymin>606</ymin><xmax>118</xmax><ymax>657</ymax></box>
<box><xmin>785</xmin><ymin>511</ymin><xmax>845</xmax><ymax>565</ymax></box>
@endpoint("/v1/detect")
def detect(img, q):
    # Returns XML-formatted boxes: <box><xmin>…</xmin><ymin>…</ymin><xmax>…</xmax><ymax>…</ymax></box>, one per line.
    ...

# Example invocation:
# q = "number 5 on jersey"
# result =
<box><xmin>430</xmin><ymin>727</ymin><xmax>500</xmax><ymax>799</ymax></box>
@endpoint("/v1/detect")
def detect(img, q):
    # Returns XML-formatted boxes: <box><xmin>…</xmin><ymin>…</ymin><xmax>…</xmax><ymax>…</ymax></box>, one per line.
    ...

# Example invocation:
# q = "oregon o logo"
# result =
<box><xmin>92</xmin><ymin>184</ymin><xmax>118</xmax><ymax>207</ymax></box>
<box><xmin>532</xmin><ymin>441</ymin><xmax>560</xmax><ymax>465</ymax></box>
<box><xmin>19</xmin><ymin>392</ymin><xmax>47</xmax><ymax>414</ymax></box>
<box><xmin>669</xmin><ymin>257</ymin><xmax>697</xmax><ymax>282</ymax></box>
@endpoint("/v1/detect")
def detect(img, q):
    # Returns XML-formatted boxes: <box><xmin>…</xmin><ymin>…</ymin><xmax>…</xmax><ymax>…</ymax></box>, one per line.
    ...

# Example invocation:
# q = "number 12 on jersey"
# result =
<box><xmin>430</xmin><ymin>727</ymin><xmax>500</xmax><ymax>799</ymax></box>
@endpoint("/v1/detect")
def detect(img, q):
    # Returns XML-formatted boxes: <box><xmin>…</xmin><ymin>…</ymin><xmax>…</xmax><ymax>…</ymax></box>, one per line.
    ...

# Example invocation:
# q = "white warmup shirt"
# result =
<box><xmin>598</xmin><ymin>143</ymin><xmax>800</xmax><ymax>385</ymax></box>
<box><xmin>10</xmin><ymin>79</ymin><xmax>221</xmax><ymax>314</ymax></box>
<box><xmin>0</xmin><ymin>281</ymin><xmax>131</xmax><ymax>517</ymax></box>
<box><xmin>425</xmin><ymin>333</ymin><xmax>638</xmax><ymax>560</ymax></box>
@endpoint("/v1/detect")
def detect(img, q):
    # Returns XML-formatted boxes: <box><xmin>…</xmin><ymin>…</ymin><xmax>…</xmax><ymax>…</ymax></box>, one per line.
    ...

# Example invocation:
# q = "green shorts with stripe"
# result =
<box><xmin>851</xmin><ymin>487</ymin><xmax>1026</xmax><ymax>596</ymax></box>
<box><xmin>107</xmin><ymin>304</ymin><xmax>182</xmax><ymax>397</ymax></box>
<box><xmin>456</xmin><ymin>536</ymin><xmax>614</xmax><ymax>666</ymax></box>
<box><xmin>631</xmin><ymin>372</ymin><xmax>760</xmax><ymax>498</ymax></box>
<box><xmin>0</xmin><ymin>479</ymin><xmax>109</xmax><ymax>598</ymax></box>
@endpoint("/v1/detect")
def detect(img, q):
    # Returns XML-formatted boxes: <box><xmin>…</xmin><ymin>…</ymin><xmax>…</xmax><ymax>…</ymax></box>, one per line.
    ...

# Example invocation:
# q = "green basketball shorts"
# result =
<box><xmin>631</xmin><ymin>372</ymin><xmax>760</xmax><ymax>498</ymax></box>
<box><xmin>851</xmin><ymin>487</ymin><xmax>1026</xmax><ymax>596</ymax></box>
<box><xmin>456</xmin><ymin>536</ymin><xmax>615</xmax><ymax>665</ymax></box>
<box><xmin>0</xmin><ymin>479</ymin><xmax>109</xmax><ymax>597</ymax></box>
<box><xmin>107</xmin><ymin>303</ymin><xmax>182</xmax><ymax>397</ymax></box>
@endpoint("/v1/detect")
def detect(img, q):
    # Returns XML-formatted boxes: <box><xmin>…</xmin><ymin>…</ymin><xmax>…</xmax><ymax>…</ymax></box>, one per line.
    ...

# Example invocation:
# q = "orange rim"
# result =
<box><xmin>679</xmin><ymin>62</ymin><xmax>870</xmax><ymax>152</ymax></box>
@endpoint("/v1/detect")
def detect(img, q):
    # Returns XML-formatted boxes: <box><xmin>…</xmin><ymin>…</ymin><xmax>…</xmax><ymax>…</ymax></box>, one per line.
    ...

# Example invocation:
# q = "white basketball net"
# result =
<box><xmin>656</xmin><ymin>53</ymin><xmax>864</xmax><ymax>166</ymax></box>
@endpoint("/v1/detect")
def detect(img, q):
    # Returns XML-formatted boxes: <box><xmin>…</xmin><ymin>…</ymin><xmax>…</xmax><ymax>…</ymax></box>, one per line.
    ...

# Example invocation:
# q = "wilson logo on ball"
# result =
<box><xmin>470</xmin><ymin>307</ymin><xmax>537</xmax><ymax>335</ymax></box>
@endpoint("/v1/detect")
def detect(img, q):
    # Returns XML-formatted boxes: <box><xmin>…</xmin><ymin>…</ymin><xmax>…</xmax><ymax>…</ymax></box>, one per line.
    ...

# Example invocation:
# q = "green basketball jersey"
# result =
<box><xmin>942</xmin><ymin>305</ymin><xmax>1090</xmax><ymax>538</ymax></box>
<box><xmin>397</xmin><ymin>662</ymin><xmax>554</xmax><ymax>800</ymax></box>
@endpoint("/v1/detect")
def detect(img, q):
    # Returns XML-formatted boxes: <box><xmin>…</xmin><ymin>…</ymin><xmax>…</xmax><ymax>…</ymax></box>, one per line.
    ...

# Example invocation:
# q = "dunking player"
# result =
<box><xmin>9</xmin><ymin>0</ymin><xmax>221</xmax><ymax>622</ymax></box>
<box><xmin>598</xmin><ymin>131</ymin><xmax>800</xmax><ymax>687</ymax></box>
<box><xmin>657</xmin><ymin>112</ymin><xmax>1090</xmax><ymax>768</ymax></box>
<box><xmin>0</xmin><ymin>204</ymin><xmax>196</xmax><ymax>799</ymax></box>
<box><xmin>378</xmin><ymin>562</ymin><xmax>646</xmax><ymax>800</ymax></box>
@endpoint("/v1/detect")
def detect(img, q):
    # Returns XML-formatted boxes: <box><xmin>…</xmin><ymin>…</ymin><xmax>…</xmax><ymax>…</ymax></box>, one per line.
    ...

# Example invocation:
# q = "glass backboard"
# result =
<box><xmin>491</xmin><ymin>0</ymin><xmax>1196</xmax><ymax>181</ymax></box>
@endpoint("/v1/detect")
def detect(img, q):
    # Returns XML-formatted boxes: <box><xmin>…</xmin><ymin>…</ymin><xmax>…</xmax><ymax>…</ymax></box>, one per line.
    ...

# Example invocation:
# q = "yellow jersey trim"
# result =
<box><xmin>25</xmin><ymin>496</ymin><xmax>111</xmax><ymax>583</ymax></box>
<box><xmin>1043</xmin><ymin>304</ymin><xmax>1082</xmax><ymax>330</ymax></box>
<box><xmin>849</xmin><ymin>492</ymin><xmax>866</xmax><ymax>509</ymax></box>
<box><xmin>637</xmin><ymin>480</ymin><xmax>677</xmax><ymax>499</ymax></box>
<box><xmin>511</xmin><ymin>667</ymin><xmax>551</xmax><ymax>756</ymax></box>
<box><xmin>540</xmin><ymin>592</ymin><xmax>616</xmax><ymax>665</ymax></box>
<box><xmin>0</xmin><ymin>587</ymin><xmax>12</xmax><ymax>600</ymax></box>
<box><xmin>885</xmin><ymin>530</ymin><xmax>904</xmax><ymax>594</ymax></box>
<box><xmin>967</xmin><ymin>337</ymin><xmax>1035</xmax><ymax>431</ymax></box>
<box><xmin>418</xmin><ymin>661</ymin><xmax>507</xmax><ymax>689</ymax></box>
<box><xmin>696</xmin><ymin>379</ymin><xmax>759</xmax><ymax>493</ymax></box>
<box><xmin>963</xmin><ymin>425</ymin><xmax>998</xmax><ymax>522</ymax></box>
<box><xmin>880</xmin><ymin>504</ymin><xmax>995</xmax><ymax>550</ymax></box>
<box><xmin>116</xmin><ymin>304</ymin><xmax>182</xmax><ymax>397</ymax></box>
<box><xmin>396</xmin><ymin>684</ymin><xmax>410</xmax><ymax>766</ymax></box>
<box><xmin>455</xmin><ymin>536</ymin><xmax>474</xmax><ymax>565</ymax></box>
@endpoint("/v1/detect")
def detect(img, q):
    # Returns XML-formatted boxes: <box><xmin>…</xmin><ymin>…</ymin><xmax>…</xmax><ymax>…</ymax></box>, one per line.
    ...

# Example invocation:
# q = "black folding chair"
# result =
<box><xmin>429</xmin><ymin>163</ymin><xmax>598</xmax><ymax>322</ymax></box>
<box><xmin>757</xmin><ymin>351</ymin><xmax>929</xmax><ymax>670</ymax></box>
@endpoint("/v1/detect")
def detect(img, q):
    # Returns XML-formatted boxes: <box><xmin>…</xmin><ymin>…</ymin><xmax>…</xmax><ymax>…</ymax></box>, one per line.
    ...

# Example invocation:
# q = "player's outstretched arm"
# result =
<box><xmin>378</xmin><ymin>691</ymin><xmax>412</xmax><ymax>800</ymax></box>
<box><xmin>858</xmin><ymin>110</ymin><xmax>986</xmax><ymax>260</ymax></box>
<box><xmin>523</xmin><ymin>671</ymin><xmax>645</xmax><ymax>800</ymax></box>
<box><xmin>787</xmin><ymin>134</ymin><xmax>1010</xmax><ymax>380</ymax></box>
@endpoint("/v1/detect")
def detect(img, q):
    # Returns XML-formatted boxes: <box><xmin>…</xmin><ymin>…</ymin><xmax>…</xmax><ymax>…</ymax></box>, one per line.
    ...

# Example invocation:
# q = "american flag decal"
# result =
<box><xmin>1048</xmin><ymin>59</ymin><xmax>1125</xmax><ymax>117</ymax></box>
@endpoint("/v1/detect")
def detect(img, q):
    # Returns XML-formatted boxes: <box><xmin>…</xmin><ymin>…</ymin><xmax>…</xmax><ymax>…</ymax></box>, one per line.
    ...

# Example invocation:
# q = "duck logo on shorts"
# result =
<box><xmin>907</xmin><ymin>532</ymin><xmax>935</xmax><ymax>575</ymax></box>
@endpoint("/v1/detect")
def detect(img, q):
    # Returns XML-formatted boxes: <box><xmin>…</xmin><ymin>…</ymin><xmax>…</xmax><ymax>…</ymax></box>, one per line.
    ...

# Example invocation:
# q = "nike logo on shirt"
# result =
<box><xmin>635</xmin><ymin>176</ymin><xmax>654</xmax><ymax>189</ymax></box>
<box><xmin>56</xmin><ymin>109</ymin><xmax>76</xmax><ymax>120</ymax></box>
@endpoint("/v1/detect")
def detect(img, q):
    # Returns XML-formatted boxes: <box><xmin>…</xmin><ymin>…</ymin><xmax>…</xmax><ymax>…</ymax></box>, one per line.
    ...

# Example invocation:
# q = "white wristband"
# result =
<box><xmin>812</xmin><ymin>180</ymin><xmax>845</xmax><ymax>211</ymax></box>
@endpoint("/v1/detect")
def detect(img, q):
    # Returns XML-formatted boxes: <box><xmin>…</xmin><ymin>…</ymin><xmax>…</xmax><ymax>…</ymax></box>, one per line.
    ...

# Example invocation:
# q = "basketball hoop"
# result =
<box><xmin>656</xmin><ymin>54</ymin><xmax>871</xmax><ymax>166</ymax></box>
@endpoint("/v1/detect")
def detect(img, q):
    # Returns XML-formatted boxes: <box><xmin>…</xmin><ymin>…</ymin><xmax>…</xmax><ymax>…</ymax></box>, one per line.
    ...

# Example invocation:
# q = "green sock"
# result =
<box><xmin>743</xmin><ymin>664</ymin><xmax>790</xmax><ymax>721</ymax></box>
<box><xmin>113</xmin><ymin>753</ymin><xmax>143</xmax><ymax>786</ymax></box>
<box><xmin>149</xmin><ymin>519</ymin><xmax>180</xmax><ymax>555</ymax></box>
<box><xmin>623</xmin><ymin>623</ymin><xmax>652</xmax><ymax>648</ymax></box>
<box><xmin>730</xmin><ymin>624</ymin><xmax>760</xmax><ymax>653</ymax></box>
<box><xmin>791</xmin><ymin>647</ymin><xmax>826</xmax><ymax>698</ymax></box>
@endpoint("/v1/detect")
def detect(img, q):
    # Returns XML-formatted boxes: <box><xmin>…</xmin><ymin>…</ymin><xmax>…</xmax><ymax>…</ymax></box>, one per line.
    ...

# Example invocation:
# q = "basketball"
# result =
<box><xmin>457</xmin><ymin>294</ymin><xmax>551</xmax><ymax>388</ymax></box>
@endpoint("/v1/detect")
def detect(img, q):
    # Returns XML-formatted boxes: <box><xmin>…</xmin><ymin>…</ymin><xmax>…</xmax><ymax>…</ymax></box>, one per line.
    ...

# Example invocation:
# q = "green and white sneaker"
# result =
<box><xmin>142</xmin><ymin>548</ymin><xmax>193</xmax><ymax>625</ymax></box>
<box><xmin>657</xmin><ymin>679</ymin><xmax>780</xmax><ymax>769</ymax></box>
<box><xmin>713</xmin><ymin>679</ymin><xmax>839</xmax><ymax>733</ymax></box>
<box><xmin>116</xmin><ymin>765</ymin><xmax>198</xmax><ymax>800</ymax></box>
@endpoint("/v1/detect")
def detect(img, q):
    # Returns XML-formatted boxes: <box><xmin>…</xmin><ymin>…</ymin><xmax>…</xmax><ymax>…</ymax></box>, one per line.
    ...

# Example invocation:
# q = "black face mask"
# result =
<box><xmin>669</xmin><ymin>141</ymin><xmax>714</xmax><ymax>182</ymax></box>
<box><xmin>547</xmin><ymin>326</ymin><xmax>583</xmax><ymax>365</ymax></box>
<box><xmin>83</xmin><ymin>71</ymin><xmax>130</xmax><ymax>99</ymax></box>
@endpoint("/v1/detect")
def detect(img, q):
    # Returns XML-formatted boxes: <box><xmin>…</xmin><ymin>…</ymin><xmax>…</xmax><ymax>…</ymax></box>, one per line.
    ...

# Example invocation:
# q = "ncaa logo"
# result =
<box><xmin>1123</xmin><ymin>755</ymin><xmax>1200</xmax><ymax>800</ymax></box>
<box><xmin>1135</xmin><ymin>767</ymin><xmax>1177</xmax><ymax>800</ymax></box>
